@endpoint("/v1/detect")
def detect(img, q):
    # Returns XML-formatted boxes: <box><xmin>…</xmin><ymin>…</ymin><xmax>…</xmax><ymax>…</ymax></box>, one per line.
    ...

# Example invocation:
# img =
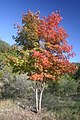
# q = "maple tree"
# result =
<box><xmin>7</xmin><ymin>10</ymin><xmax>77</xmax><ymax>113</ymax></box>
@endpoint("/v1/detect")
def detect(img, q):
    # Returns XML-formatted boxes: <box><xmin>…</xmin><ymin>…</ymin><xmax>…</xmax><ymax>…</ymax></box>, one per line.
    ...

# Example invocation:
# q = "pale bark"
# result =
<box><xmin>35</xmin><ymin>83</ymin><xmax>39</xmax><ymax>112</ymax></box>
<box><xmin>39</xmin><ymin>86</ymin><xmax>44</xmax><ymax>112</ymax></box>
<box><xmin>35</xmin><ymin>82</ymin><xmax>45</xmax><ymax>113</ymax></box>
<box><xmin>36</xmin><ymin>88</ymin><xmax>38</xmax><ymax>112</ymax></box>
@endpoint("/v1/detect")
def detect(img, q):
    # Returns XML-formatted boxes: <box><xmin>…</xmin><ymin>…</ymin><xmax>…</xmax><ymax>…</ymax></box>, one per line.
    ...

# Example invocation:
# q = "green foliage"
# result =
<box><xmin>0</xmin><ymin>67</ymin><xmax>34</xmax><ymax>102</ymax></box>
<box><xmin>53</xmin><ymin>106</ymin><xmax>80</xmax><ymax>120</ymax></box>
<box><xmin>0</xmin><ymin>66</ymin><xmax>14</xmax><ymax>98</ymax></box>
<box><xmin>0</xmin><ymin>71</ymin><xmax>4</xmax><ymax>80</ymax></box>
<box><xmin>57</xmin><ymin>74</ymin><xmax>78</xmax><ymax>96</ymax></box>
<box><xmin>45</xmin><ymin>74</ymin><xmax>78</xmax><ymax>97</ymax></box>
<box><xmin>0</xmin><ymin>39</ymin><xmax>10</xmax><ymax>53</ymax></box>
<box><xmin>71</xmin><ymin>63</ymin><xmax>80</xmax><ymax>97</ymax></box>
<box><xmin>0</xmin><ymin>40</ymin><xmax>11</xmax><ymax>72</ymax></box>
<box><xmin>74</xmin><ymin>63</ymin><xmax>80</xmax><ymax>80</ymax></box>
<box><xmin>41</xmin><ymin>74</ymin><xmax>80</xmax><ymax>120</ymax></box>
<box><xmin>13</xmin><ymin>11</ymin><xmax>40</xmax><ymax>50</ymax></box>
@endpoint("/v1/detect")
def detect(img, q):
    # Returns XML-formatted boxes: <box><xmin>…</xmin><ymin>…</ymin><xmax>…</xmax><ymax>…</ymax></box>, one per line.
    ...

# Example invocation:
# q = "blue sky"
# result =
<box><xmin>0</xmin><ymin>0</ymin><xmax>80</xmax><ymax>62</ymax></box>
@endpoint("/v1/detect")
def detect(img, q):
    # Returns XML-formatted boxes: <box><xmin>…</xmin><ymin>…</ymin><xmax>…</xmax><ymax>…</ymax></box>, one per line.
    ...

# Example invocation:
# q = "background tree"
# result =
<box><xmin>73</xmin><ymin>63</ymin><xmax>80</xmax><ymax>96</ymax></box>
<box><xmin>0</xmin><ymin>40</ymin><xmax>10</xmax><ymax>53</ymax></box>
<box><xmin>0</xmin><ymin>39</ymin><xmax>11</xmax><ymax>69</ymax></box>
<box><xmin>7</xmin><ymin>10</ymin><xmax>77</xmax><ymax>113</ymax></box>
<box><xmin>0</xmin><ymin>40</ymin><xmax>11</xmax><ymax>98</ymax></box>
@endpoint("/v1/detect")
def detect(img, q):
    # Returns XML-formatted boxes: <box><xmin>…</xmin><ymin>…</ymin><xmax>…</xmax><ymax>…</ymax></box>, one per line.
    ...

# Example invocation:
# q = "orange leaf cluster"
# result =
<box><xmin>8</xmin><ymin>10</ymin><xmax>77</xmax><ymax>82</ymax></box>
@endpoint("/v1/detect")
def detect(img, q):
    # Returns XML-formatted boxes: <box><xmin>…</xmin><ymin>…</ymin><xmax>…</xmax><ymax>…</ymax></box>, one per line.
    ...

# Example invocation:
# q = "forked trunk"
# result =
<box><xmin>39</xmin><ymin>86</ymin><xmax>44</xmax><ymax>112</ymax></box>
<box><xmin>35</xmin><ymin>82</ymin><xmax>45</xmax><ymax>113</ymax></box>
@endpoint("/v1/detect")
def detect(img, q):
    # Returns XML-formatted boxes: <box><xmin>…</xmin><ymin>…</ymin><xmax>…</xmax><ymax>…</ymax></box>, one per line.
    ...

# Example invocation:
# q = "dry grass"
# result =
<box><xmin>0</xmin><ymin>99</ymin><xmax>56</xmax><ymax>120</ymax></box>
<box><xmin>0</xmin><ymin>99</ymin><xmax>16</xmax><ymax>109</ymax></box>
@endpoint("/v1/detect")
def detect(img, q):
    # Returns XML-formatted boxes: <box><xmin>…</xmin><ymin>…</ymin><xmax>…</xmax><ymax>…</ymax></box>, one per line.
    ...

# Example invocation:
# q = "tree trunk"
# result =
<box><xmin>35</xmin><ymin>82</ymin><xmax>45</xmax><ymax>113</ymax></box>
<box><xmin>35</xmin><ymin>82</ymin><xmax>39</xmax><ymax>112</ymax></box>
<box><xmin>39</xmin><ymin>86</ymin><xmax>44</xmax><ymax>112</ymax></box>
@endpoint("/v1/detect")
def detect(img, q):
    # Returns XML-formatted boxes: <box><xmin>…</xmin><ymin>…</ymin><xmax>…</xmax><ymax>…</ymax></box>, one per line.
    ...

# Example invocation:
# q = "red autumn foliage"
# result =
<box><xmin>10</xmin><ymin>10</ymin><xmax>77</xmax><ymax>82</ymax></box>
<box><xmin>29</xmin><ymin>11</ymin><xmax>77</xmax><ymax>81</ymax></box>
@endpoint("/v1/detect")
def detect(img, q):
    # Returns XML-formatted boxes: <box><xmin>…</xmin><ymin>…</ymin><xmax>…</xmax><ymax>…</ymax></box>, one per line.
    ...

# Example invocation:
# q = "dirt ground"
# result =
<box><xmin>0</xmin><ymin>99</ymin><xmax>56</xmax><ymax>120</ymax></box>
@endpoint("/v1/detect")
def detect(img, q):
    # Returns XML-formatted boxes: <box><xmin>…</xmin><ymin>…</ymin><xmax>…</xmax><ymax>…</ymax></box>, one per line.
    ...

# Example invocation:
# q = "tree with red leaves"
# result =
<box><xmin>8</xmin><ymin>10</ymin><xmax>77</xmax><ymax>113</ymax></box>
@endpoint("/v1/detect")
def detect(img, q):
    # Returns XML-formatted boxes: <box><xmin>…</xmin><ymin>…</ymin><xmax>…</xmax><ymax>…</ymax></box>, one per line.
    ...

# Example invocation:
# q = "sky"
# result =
<box><xmin>0</xmin><ymin>0</ymin><xmax>80</xmax><ymax>62</ymax></box>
